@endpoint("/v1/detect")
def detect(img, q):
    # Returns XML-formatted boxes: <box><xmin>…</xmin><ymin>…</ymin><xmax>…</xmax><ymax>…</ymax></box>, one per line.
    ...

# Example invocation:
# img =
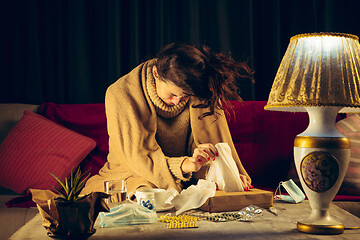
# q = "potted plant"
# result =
<box><xmin>50</xmin><ymin>167</ymin><xmax>92</xmax><ymax>202</ymax></box>
<box><xmin>31</xmin><ymin>168</ymin><xmax>109</xmax><ymax>240</ymax></box>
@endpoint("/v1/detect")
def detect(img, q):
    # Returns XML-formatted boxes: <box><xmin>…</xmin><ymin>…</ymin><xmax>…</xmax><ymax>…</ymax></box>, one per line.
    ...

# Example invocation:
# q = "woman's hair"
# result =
<box><xmin>155</xmin><ymin>43</ymin><xmax>254</xmax><ymax>119</ymax></box>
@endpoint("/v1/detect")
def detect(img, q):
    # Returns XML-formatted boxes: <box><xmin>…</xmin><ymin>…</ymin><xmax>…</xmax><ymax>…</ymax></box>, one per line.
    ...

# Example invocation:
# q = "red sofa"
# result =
<box><xmin>37</xmin><ymin>101</ymin><xmax>360</xmax><ymax>199</ymax></box>
<box><xmin>8</xmin><ymin>101</ymin><xmax>360</xmax><ymax>200</ymax></box>
<box><xmin>34</xmin><ymin>101</ymin><xmax>309</xmax><ymax>190</ymax></box>
<box><xmin>1</xmin><ymin>101</ymin><xmax>359</xmax><ymax>239</ymax></box>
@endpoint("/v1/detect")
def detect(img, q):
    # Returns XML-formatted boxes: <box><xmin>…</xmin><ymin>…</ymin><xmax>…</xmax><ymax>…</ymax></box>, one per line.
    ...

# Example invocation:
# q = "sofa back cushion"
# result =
<box><xmin>223</xmin><ymin>101</ymin><xmax>309</xmax><ymax>188</ymax></box>
<box><xmin>39</xmin><ymin>103</ymin><xmax>108</xmax><ymax>177</ymax></box>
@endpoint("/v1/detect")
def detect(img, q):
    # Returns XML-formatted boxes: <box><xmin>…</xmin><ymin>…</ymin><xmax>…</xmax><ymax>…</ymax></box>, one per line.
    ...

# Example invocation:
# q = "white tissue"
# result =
<box><xmin>206</xmin><ymin>143</ymin><xmax>244</xmax><ymax>192</ymax></box>
<box><xmin>171</xmin><ymin>179</ymin><xmax>216</xmax><ymax>215</ymax></box>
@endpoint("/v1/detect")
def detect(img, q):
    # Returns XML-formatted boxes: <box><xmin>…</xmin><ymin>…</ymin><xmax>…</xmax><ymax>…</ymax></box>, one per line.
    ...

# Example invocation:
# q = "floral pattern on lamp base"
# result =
<box><xmin>300</xmin><ymin>151</ymin><xmax>339</xmax><ymax>193</ymax></box>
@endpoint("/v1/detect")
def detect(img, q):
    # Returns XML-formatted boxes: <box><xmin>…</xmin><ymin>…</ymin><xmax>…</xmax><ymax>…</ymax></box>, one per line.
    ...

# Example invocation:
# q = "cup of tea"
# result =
<box><xmin>128</xmin><ymin>188</ymin><xmax>169</xmax><ymax>210</ymax></box>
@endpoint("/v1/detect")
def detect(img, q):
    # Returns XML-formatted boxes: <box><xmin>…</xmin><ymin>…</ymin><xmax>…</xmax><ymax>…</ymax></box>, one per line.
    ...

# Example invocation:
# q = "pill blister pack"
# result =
<box><xmin>187</xmin><ymin>205</ymin><xmax>263</xmax><ymax>222</ymax></box>
<box><xmin>158</xmin><ymin>214</ymin><xmax>199</xmax><ymax>229</ymax></box>
<box><xmin>158</xmin><ymin>205</ymin><xmax>264</xmax><ymax>229</ymax></box>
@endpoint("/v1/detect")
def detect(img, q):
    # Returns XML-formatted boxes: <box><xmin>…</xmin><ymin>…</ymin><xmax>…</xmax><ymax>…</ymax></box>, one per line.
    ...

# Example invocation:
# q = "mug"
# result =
<box><xmin>128</xmin><ymin>190</ymin><xmax>156</xmax><ymax>210</ymax></box>
<box><xmin>128</xmin><ymin>188</ymin><xmax>168</xmax><ymax>210</ymax></box>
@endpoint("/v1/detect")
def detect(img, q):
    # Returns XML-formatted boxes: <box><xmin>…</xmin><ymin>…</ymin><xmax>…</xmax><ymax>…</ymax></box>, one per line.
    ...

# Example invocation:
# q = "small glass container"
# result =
<box><xmin>104</xmin><ymin>180</ymin><xmax>127</xmax><ymax>204</ymax></box>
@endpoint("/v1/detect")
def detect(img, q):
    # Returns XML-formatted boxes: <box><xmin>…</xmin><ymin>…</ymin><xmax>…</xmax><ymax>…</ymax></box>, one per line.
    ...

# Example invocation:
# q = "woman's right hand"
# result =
<box><xmin>181</xmin><ymin>143</ymin><xmax>218</xmax><ymax>174</ymax></box>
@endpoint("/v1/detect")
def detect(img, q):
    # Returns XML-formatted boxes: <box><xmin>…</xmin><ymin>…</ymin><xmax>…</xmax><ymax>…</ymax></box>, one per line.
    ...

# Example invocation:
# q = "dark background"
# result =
<box><xmin>1</xmin><ymin>0</ymin><xmax>360</xmax><ymax>104</ymax></box>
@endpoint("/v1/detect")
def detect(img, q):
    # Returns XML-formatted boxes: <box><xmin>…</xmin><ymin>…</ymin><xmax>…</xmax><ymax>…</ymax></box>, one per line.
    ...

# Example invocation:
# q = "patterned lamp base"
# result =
<box><xmin>293</xmin><ymin>107</ymin><xmax>350</xmax><ymax>235</ymax></box>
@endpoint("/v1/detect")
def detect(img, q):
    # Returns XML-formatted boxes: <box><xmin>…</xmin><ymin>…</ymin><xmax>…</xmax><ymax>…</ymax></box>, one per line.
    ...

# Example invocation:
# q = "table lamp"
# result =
<box><xmin>265</xmin><ymin>32</ymin><xmax>360</xmax><ymax>234</ymax></box>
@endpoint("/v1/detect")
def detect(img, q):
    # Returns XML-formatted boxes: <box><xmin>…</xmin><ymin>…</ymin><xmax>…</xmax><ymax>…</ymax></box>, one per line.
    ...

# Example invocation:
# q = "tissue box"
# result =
<box><xmin>199</xmin><ymin>188</ymin><xmax>273</xmax><ymax>212</ymax></box>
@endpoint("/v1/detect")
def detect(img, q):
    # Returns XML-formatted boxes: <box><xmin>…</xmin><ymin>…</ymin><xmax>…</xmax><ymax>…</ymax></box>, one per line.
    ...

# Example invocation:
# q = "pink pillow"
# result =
<box><xmin>0</xmin><ymin>111</ymin><xmax>96</xmax><ymax>194</ymax></box>
<box><xmin>336</xmin><ymin>114</ymin><xmax>360</xmax><ymax>196</ymax></box>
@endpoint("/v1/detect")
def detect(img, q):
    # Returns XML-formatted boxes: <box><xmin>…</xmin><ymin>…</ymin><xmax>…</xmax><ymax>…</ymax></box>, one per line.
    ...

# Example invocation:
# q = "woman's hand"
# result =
<box><xmin>181</xmin><ymin>143</ymin><xmax>254</xmax><ymax>191</ymax></box>
<box><xmin>181</xmin><ymin>143</ymin><xmax>218</xmax><ymax>174</ymax></box>
<box><xmin>239</xmin><ymin>174</ymin><xmax>253</xmax><ymax>191</ymax></box>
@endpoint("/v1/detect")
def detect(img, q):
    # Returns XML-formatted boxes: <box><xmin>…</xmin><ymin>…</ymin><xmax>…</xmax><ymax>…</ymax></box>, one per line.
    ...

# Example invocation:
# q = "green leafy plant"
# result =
<box><xmin>50</xmin><ymin>167</ymin><xmax>91</xmax><ymax>202</ymax></box>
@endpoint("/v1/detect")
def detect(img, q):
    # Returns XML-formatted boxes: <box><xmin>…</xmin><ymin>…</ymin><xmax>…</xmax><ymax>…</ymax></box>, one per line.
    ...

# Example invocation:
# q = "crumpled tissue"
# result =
<box><xmin>206</xmin><ymin>143</ymin><xmax>244</xmax><ymax>192</ymax></box>
<box><xmin>171</xmin><ymin>179</ymin><xmax>216</xmax><ymax>215</ymax></box>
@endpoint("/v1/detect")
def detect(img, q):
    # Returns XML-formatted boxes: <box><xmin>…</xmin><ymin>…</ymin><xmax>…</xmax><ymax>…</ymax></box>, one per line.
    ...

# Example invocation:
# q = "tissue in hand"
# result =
<box><xmin>206</xmin><ymin>143</ymin><xmax>244</xmax><ymax>192</ymax></box>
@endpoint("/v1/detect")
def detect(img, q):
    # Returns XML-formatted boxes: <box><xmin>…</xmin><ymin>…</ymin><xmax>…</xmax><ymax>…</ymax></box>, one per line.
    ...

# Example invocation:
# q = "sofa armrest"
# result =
<box><xmin>0</xmin><ymin>103</ymin><xmax>39</xmax><ymax>143</ymax></box>
<box><xmin>0</xmin><ymin>194</ymin><xmax>38</xmax><ymax>240</ymax></box>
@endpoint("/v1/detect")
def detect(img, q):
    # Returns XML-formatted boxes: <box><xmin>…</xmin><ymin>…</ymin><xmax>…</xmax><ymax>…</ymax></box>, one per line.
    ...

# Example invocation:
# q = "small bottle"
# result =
<box><xmin>120</xmin><ymin>180</ymin><xmax>127</xmax><ymax>202</ymax></box>
<box><xmin>104</xmin><ymin>181</ymin><xmax>110</xmax><ymax>204</ymax></box>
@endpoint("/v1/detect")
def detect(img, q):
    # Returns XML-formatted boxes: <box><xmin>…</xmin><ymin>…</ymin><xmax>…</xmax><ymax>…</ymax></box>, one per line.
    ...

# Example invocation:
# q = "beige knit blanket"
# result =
<box><xmin>82</xmin><ymin>59</ymin><xmax>250</xmax><ymax>194</ymax></box>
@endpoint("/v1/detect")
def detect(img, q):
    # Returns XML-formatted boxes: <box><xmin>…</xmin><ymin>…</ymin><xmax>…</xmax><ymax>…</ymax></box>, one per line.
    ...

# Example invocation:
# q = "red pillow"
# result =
<box><xmin>0</xmin><ymin>110</ymin><xmax>96</xmax><ymax>194</ymax></box>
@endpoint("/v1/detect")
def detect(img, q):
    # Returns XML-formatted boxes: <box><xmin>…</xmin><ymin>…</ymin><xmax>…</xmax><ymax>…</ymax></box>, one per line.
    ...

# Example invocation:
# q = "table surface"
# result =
<box><xmin>10</xmin><ymin>200</ymin><xmax>360</xmax><ymax>240</ymax></box>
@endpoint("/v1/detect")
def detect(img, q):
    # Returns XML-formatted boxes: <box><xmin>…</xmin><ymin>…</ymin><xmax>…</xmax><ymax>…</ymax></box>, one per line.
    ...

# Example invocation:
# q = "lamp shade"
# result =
<box><xmin>265</xmin><ymin>33</ymin><xmax>360</xmax><ymax>113</ymax></box>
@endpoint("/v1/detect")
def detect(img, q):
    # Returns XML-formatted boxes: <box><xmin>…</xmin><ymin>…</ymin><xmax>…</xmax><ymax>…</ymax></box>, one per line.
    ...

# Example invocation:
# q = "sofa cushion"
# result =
<box><xmin>0</xmin><ymin>110</ymin><xmax>96</xmax><ymax>194</ymax></box>
<box><xmin>38</xmin><ymin>102</ymin><xmax>108</xmax><ymax>177</ymax></box>
<box><xmin>223</xmin><ymin>101</ymin><xmax>309</xmax><ymax>188</ymax></box>
<box><xmin>336</xmin><ymin>114</ymin><xmax>360</xmax><ymax>196</ymax></box>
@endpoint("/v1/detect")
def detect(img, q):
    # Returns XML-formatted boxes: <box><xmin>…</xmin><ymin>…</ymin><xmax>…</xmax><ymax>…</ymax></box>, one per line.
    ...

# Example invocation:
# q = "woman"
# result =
<box><xmin>82</xmin><ymin>43</ymin><xmax>253</xmax><ymax>195</ymax></box>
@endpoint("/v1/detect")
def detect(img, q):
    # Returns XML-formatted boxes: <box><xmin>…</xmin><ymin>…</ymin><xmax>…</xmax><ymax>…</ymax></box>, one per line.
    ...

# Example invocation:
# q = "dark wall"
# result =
<box><xmin>1</xmin><ymin>0</ymin><xmax>360</xmax><ymax>104</ymax></box>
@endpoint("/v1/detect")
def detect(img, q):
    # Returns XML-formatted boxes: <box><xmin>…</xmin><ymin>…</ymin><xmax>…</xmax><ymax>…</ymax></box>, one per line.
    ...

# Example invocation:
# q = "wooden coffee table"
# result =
<box><xmin>10</xmin><ymin>200</ymin><xmax>360</xmax><ymax>240</ymax></box>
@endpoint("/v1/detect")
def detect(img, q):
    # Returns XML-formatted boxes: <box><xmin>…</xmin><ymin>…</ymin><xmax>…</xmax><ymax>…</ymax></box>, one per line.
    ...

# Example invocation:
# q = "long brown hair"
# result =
<box><xmin>155</xmin><ymin>43</ymin><xmax>254</xmax><ymax>119</ymax></box>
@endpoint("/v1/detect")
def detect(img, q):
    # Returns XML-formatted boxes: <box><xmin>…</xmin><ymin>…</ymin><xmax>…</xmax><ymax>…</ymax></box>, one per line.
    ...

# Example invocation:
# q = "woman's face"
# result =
<box><xmin>153</xmin><ymin>66</ymin><xmax>191</xmax><ymax>106</ymax></box>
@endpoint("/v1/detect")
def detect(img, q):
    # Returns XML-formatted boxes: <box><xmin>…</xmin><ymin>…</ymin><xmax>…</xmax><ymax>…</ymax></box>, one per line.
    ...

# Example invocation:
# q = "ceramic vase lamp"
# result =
<box><xmin>265</xmin><ymin>33</ymin><xmax>360</xmax><ymax>235</ymax></box>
